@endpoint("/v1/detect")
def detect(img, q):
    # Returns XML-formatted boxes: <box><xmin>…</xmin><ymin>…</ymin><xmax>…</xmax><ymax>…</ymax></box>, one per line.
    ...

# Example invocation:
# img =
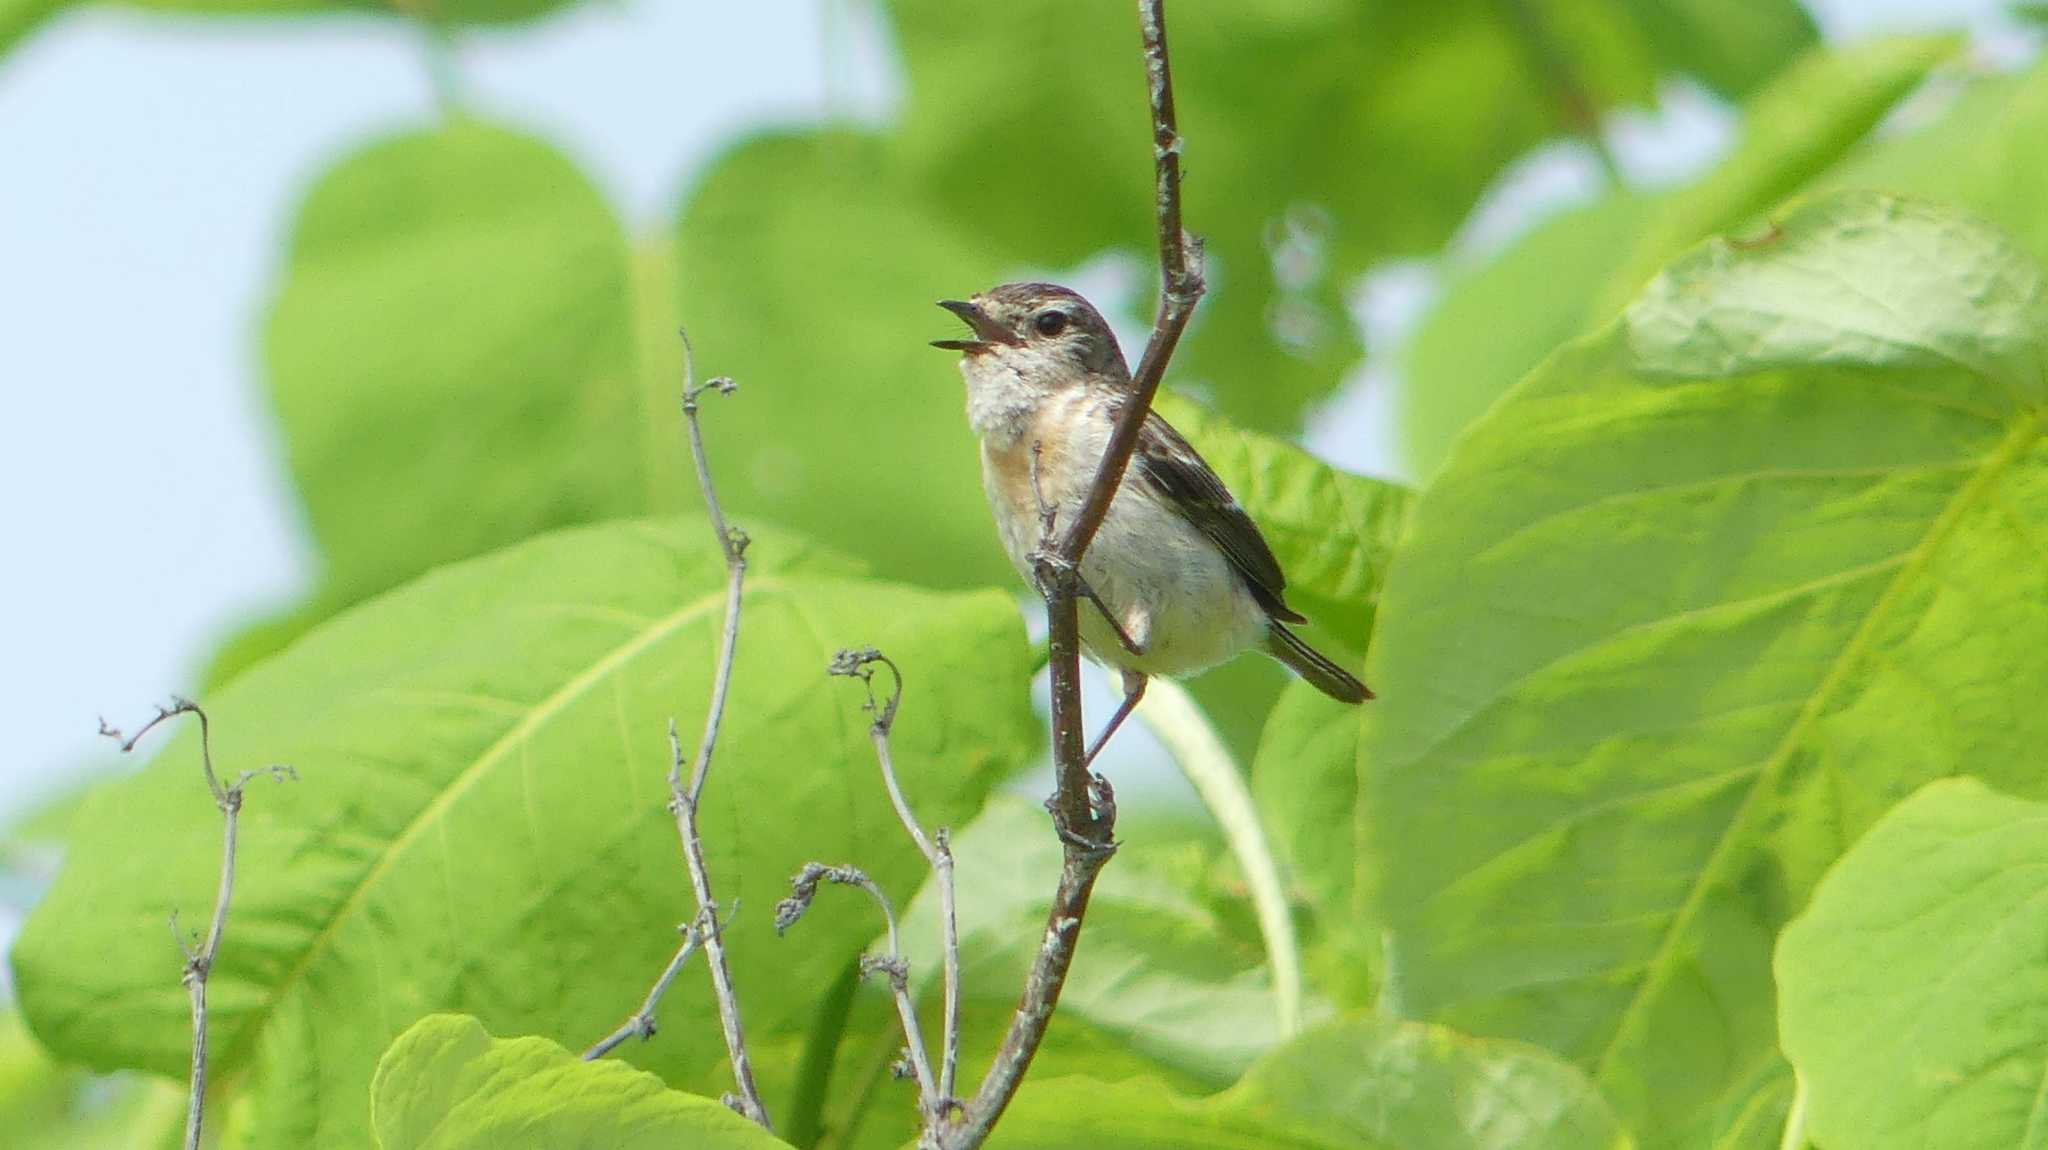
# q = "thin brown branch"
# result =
<box><xmin>102</xmin><ymin>700</ymin><xmax>293</xmax><ymax>1150</ymax></box>
<box><xmin>941</xmin><ymin>2</ymin><xmax>1199</xmax><ymax>1145</ymax></box>
<box><xmin>665</xmin><ymin>331</ymin><xmax>772</xmax><ymax>1129</ymax></box>
<box><xmin>775</xmin><ymin>862</ymin><xmax>941</xmax><ymax>1117</ymax></box>
<box><xmin>829</xmin><ymin>648</ymin><xmax>962</xmax><ymax>1106</ymax></box>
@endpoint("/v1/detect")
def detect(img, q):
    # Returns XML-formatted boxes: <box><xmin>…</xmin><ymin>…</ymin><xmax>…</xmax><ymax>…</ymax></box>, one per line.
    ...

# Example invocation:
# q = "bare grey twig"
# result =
<box><xmin>663</xmin><ymin>331</ymin><xmax>772</xmax><ymax>1129</ymax></box>
<box><xmin>776</xmin><ymin>861</ymin><xmax>941</xmax><ymax>1115</ymax></box>
<box><xmin>581</xmin><ymin>911</ymin><xmax>718</xmax><ymax>1061</ymax></box>
<box><xmin>101</xmin><ymin>699</ymin><xmax>293</xmax><ymax>1150</ymax></box>
<box><xmin>829</xmin><ymin>648</ymin><xmax>962</xmax><ymax>1107</ymax></box>
<box><xmin>941</xmin><ymin>2</ymin><xmax>1200</xmax><ymax>1144</ymax></box>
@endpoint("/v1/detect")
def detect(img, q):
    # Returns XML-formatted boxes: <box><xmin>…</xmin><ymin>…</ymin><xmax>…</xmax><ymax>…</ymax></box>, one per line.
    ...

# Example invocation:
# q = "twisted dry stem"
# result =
<box><xmin>829</xmin><ymin>648</ymin><xmax>963</xmax><ymax>1108</ymax></box>
<box><xmin>938</xmin><ymin>2</ymin><xmax>1203</xmax><ymax>1145</ymax></box>
<box><xmin>101</xmin><ymin>699</ymin><xmax>293</xmax><ymax>1150</ymax></box>
<box><xmin>776</xmin><ymin>860</ymin><xmax>942</xmax><ymax>1115</ymax></box>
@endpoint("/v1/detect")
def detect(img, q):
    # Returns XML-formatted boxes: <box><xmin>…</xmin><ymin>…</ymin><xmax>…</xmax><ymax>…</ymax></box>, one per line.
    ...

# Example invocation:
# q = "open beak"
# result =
<box><xmin>931</xmin><ymin>299</ymin><xmax>1015</xmax><ymax>353</ymax></box>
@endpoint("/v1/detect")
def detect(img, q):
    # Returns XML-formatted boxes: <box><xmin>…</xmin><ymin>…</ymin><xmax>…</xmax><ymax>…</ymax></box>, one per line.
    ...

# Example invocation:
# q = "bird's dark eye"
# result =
<box><xmin>1034</xmin><ymin>310</ymin><xmax>1069</xmax><ymax>337</ymax></box>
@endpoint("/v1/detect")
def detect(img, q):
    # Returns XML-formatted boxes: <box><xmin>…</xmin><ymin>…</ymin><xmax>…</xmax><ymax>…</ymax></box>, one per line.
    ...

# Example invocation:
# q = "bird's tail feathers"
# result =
<box><xmin>1265</xmin><ymin>623</ymin><xmax>1372</xmax><ymax>704</ymax></box>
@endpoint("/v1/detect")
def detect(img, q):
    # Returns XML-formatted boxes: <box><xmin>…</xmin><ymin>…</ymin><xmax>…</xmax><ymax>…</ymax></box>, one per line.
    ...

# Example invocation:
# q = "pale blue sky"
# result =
<box><xmin>0</xmin><ymin>0</ymin><xmax>2032</xmax><ymax>842</ymax></box>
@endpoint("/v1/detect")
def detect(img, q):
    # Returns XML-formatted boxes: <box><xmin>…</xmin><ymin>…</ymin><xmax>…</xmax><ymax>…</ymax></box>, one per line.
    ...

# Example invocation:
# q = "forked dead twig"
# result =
<box><xmin>101</xmin><ymin>699</ymin><xmax>293</xmax><ymax>1150</ymax></box>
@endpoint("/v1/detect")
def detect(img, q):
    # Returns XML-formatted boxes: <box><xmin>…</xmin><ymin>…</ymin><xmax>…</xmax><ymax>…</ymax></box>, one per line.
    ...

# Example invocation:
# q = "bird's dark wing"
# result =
<box><xmin>1133</xmin><ymin>410</ymin><xmax>1306</xmax><ymax>623</ymax></box>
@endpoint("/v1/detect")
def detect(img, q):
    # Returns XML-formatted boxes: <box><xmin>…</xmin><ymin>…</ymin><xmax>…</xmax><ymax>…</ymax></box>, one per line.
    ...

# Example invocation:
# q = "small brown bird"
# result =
<box><xmin>934</xmin><ymin>282</ymin><xmax>1370</xmax><ymax>763</ymax></box>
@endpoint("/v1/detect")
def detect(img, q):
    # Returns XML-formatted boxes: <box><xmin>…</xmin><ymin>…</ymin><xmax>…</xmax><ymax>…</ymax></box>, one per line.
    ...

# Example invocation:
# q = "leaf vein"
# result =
<box><xmin>1589</xmin><ymin>413</ymin><xmax>2043</xmax><ymax>1086</ymax></box>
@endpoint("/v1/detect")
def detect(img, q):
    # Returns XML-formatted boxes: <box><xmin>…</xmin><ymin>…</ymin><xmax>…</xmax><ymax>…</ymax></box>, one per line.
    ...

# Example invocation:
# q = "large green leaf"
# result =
<box><xmin>11</xmin><ymin>518</ymin><xmax>1037</xmax><ymax>1148</ymax></box>
<box><xmin>0</xmin><ymin>1012</ymin><xmax>184</xmax><ymax>1150</ymax></box>
<box><xmin>1247</xmin><ymin>680</ymin><xmax>1373</xmax><ymax>1007</ymax></box>
<box><xmin>1155</xmin><ymin>393</ymin><xmax>1411</xmax><ymax>761</ymax></box>
<box><xmin>671</xmin><ymin>131</ymin><xmax>1011</xmax><ymax>590</ymax></box>
<box><xmin>1401</xmin><ymin>35</ymin><xmax>1956</xmax><ymax>478</ymax></box>
<box><xmin>0</xmin><ymin>0</ymin><xmax>58</xmax><ymax>58</ymax></box>
<box><xmin>208</xmin><ymin>125</ymin><xmax>697</xmax><ymax>687</ymax></box>
<box><xmin>888</xmin><ymin>0</ymin><xmax>1816</xmax><ymax>435</ymax></box>
<box><xmin>893</xmin><ymin>796</ymin><xmax>1320</xmax><ymax>1088</ymax></box>
<box><xmin>1366</xmin><ymin>192</ymin><xmax>2048</xmax><ymax>1148</ymax></box>
<box><xmin>265</xmin><ymin>121</ymin><xmax>653</xmax><ymax>617</ymax></box>
<box><xmin>1821</xmin><ymin>55</ymin><xmax>2048</xmax><ymax>266</ymax></box>
<box><xmin>1589</xmin><ymin>35</ymin><xmax>1961</xmax><ymax>313</ymax></box>
<box><xmin>1777</xmin><ymin>778</ymin><xmax>2048</xmax><ymax>1150</ymax></box>
<box><xmin>989</xmin><ymin>1017</ymin><xmax>1633</xmax><ymax>1150</ymax></box>
<box><xmin>370</xmin><ymin>1014</ymin><xmax>791</xmax><ymax>1150</ymax></box>
<box><xmin>1401</xmin><ymin>193</ymin><xmax>1657</xmax><ymax>481</ymax></box>
<box><xmin>818</xmin><ymin>987</ymin><xmax>1222</xmax><ymax>1150</ymax></box>
<box><xmin>1155</xmin><ymin>394</ymin><xmax>1412</xmax><ymax>660</ymax></box>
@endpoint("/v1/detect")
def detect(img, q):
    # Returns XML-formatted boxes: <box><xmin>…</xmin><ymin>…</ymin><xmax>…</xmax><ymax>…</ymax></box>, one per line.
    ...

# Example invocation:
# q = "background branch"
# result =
<box><xmin>945</xmin><ymin>1</ymin><xmax>1203</xmax><ymax>1145</ymax></box>
<box><xmin>657</xmin><ymin>332</ymin><xmax>772</xmax><ymax>1128</ymax></box>
<box><xmin>100</xmin><ymin>699</ymin><xmax>293</xmax><ymax>1150</ymax></box>
<box><xmin>775</xmin><ymin>861</ymin><xmax>941</xmax><ymax>1117</ymax></box>
<box><xmin>1138</xmin><ymin>680</ymin><xmax>1303</xmax><ymax>1037</ymax></box>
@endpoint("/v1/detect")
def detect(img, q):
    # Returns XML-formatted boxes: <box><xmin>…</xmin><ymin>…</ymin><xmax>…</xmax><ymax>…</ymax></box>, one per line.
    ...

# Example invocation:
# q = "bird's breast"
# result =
<box><xmin>977</xmin><ymin>396</ymin><xmax>1266</xmax><ymax>678</ymax></box>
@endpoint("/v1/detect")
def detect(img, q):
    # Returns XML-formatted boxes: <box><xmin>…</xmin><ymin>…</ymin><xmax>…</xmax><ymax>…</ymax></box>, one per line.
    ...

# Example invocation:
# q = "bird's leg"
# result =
<box><xmin>1083</xmin><ymin>669</ymin><xmax>1148</xmax><ymax>769</ymax></box>
<box><xmin>1025</xmin><ymin>439</ymin><xmax>1144</xmax><ymax>662</ymax></box>
<box><xmin>1077</xmin><ymin>580</ymin><xmax>1146</xmax><ymax>659</ymax></box>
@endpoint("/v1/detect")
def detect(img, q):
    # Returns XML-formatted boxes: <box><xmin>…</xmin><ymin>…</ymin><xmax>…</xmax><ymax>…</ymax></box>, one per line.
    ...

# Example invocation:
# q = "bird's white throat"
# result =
<box><xmin>957</xmin><ymin>356</ymin><xmax>1051</xmax><ymax>446</ymax></box>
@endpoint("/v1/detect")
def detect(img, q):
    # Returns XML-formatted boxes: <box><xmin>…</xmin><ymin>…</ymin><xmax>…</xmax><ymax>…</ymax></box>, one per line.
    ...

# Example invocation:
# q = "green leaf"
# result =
<box><xmin>199</xmin><ymin>602</ymin><xmax>326</xmax><ymax>690</ymax></box>
<box><xmin>1366</xmin><ymin>192</ymin><xmax>2048</xmax><ymax>1148</ymax></box>
<box><xmin>1821</xmin><ymin>56</ymin><xmax>2048</xmax><ymax>266</ymax></box>
<box><xmin>0</xmin><ymin>0</ymin><xmax>59</xmax><ymax>58</ymax></box>
<box><xmin>1248</xmin><ymin>679</ymin><xmax>1374</xmax><ymax>1007</ymax></box>
<box><xmin>1154</xmin><ymin>394</ymin><xmax>1413</xmax><ymax>659</ymax></box>
<box><xmin>116</xmin><ymin>0</ymin><xmax>569</xmax><ymax>16</ymax></box>
<box><xmin>370</xmin><ymin>1014</ymin><xmax>791</xmax><ymax>1150</ymax></box>
<box><xmin>989</xmin><ymin>1017</ymin><xmax>1634</xmax><ymax>1150</ymax></box>
<box><xmin>1591</xmin><ymin>34</ymin><xmax>1961</xmax><ymax>313</ymax></box>
<box><xmin>1157</xmin><ymin>392</ymin><xmax>1410</xmax><ymax>766</ymax></box>
<box><xmin>266</xmin><ymin>120</ymin><xmax>653</xmax><ymax>617</ymax></box>
<box><xmin>1605</xmin><ymin>0</ymin><xmax>1815</xmax><ymax>97</ymax></box>
<box><xmin>888</xmin><ymin>0</ymin><xmax>1815</xmax><ymax>433</ymax></box>
<box><xmin>895</xmin><ymin>796</ymin><xmax>1318</xmax><ymax>1086</ymax></box>
<box><xmin>673</xmin><ymin>131</ymin><xmax>1014</xmax><ymax>590</ymax></box>
<box><xmin>1777</xmin><ymin>778</ymin><xmax>2048</xmax><ymax>1150</ymax></box>
<box><xmin>1401</xmin><ymin>193</ymin><xmax>1657</xmax><ymax>480</ymax></box>
<box><xmin>1402</xmin><ymin>35</ymin><xmax>1957</xmax><ymax>478</ymax></box>
<box><xmin>809</xmin><ymin>979</ymin><xmax>1225</xmax><ymax>1150</ymax></box>
<box><xmin>0</xmin><ymin>1012</ymin><xmax>185</xmax><ymax>1150</ymax></box>
<box><xmin>12</xmin><ymin>518</ymin><xmax>1038</xmax><ymax>1148</ymax></box>
<box><xmin>1</xmin><ymin>2</ymin><xmax>582</xmax><ymax>80</ymax></box>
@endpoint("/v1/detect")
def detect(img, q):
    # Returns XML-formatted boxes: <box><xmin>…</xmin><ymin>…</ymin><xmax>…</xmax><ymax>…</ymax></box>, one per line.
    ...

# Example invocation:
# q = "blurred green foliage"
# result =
<box><xmin>1401</xmin><ymin>34</ymin><xmax>1959</xmax><ymax>478</ymax></box>
<box><xmin>1</xmin><ymin>0</ymin><xmax>573</xmax><ymax>59</ymax></box>
<box><xmin>15</xmin><ymin>521</ymin><xmax>1038</xmax><ymax>1146</ymax></box>
<box><xmin>1366</xmin><ymin>192</ymin><xmax>2048</xmax><ymax>1149</ymax></box>
<box><xmin>989</xmin><ymin>1017</ymin><xmax>1634</xmax><ymax>1150</ymax></box>
<box><xmin>203</xmin><ymin>0</ymin><xmax>1814</xmax><ymax>680</ymax></box>
<box><xmin>887</xmin><ymin>0</ymin><xmax>1816</xmax><ymax>433</ymax></box>
<box><xmin>1778</xmin><ymin>778</ymin><xmax>2048</xmax><ymax>1150</ymax></box>
<box><xmin>0</xmin><ymin>1012</ymin><xmax>184</xmax><ymax>1150</ymax></box>
<box><xmin>10</xmin><ymin>3</ymin><xmax>2048</xmax><ymax>1150</ymax></box>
